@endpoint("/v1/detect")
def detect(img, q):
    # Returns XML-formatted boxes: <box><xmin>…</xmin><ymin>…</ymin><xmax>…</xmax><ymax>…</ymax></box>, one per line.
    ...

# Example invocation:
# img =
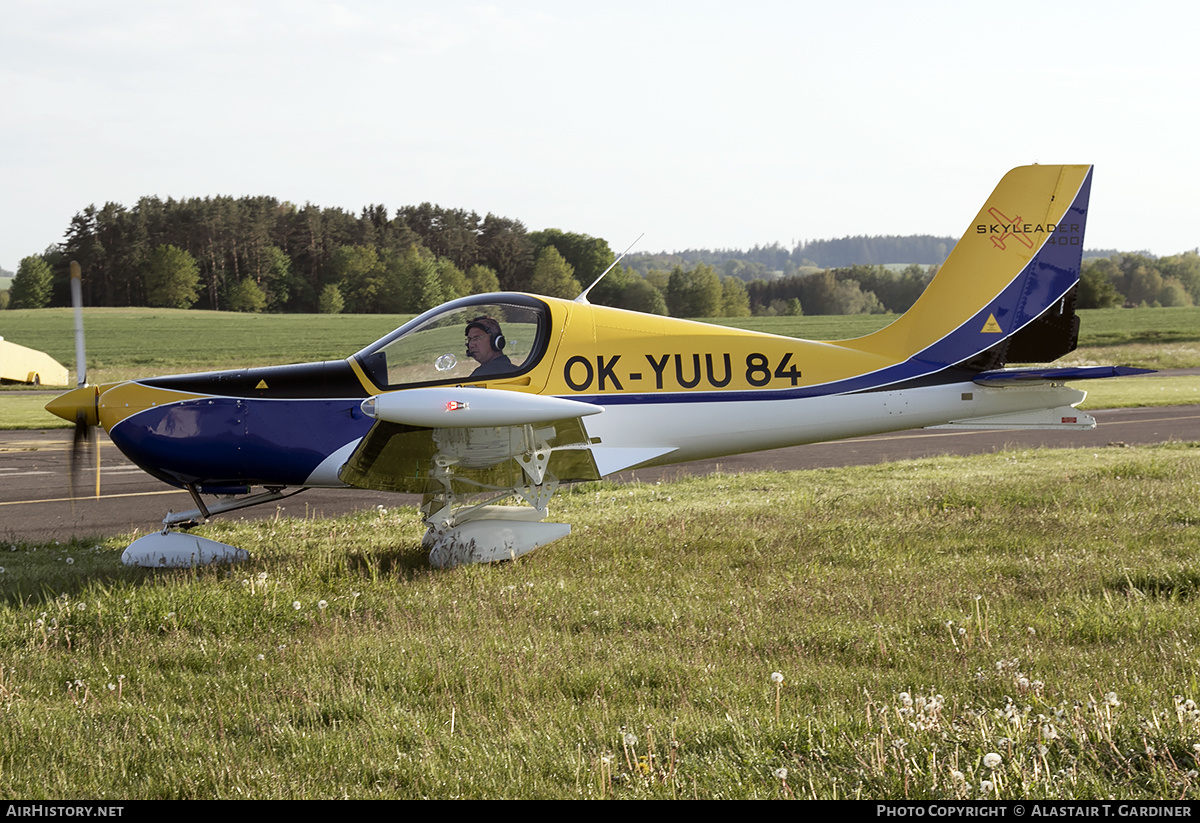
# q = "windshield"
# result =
<box><xmin>354</xmin><ymin>295</ymin><xmax>550</xmax><ymax>389</ymax></box>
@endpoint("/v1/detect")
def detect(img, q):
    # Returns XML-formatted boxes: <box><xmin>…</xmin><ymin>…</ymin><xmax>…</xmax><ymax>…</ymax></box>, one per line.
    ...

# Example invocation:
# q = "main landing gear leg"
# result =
<box><xmin>421</xmin><ymin>428</ymin><xmax>572</xmax><ymax>569</ymax></box>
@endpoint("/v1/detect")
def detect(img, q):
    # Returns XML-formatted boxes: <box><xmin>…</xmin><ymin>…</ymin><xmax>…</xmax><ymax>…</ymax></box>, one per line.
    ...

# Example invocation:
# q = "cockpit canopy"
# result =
<box><xmin>354</xmin><ymin>294</ymin><xmax>550</xmax><ymax>390</ymax></box>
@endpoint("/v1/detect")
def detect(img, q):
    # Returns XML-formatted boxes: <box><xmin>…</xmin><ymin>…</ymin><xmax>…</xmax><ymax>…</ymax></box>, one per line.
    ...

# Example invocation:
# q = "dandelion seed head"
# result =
<box><xmin>65</xmin><ymin>557</ymin><xmax>74</xmax><ymax>565</ymax></box>
<box><xmin>623</xmin><ymin>732</ymin><xmax>638</xmax><ymax>747</ymax></box>
<box><xmin>950</xmin><ymin>769</ymin><xmax>965</xmax><ymax>782</ymax></box>
<box><xmin>771</xmin><ymin>671</ymin><xmax>784</xmax><ymax>684</ymax></box>
<box><xmin>292</xmin><ymin>601</ymin><xmax>302</xmax><ymax>611</ymax></box>
<box><xmin>773</xmin><ymin>767</ymin><xmax>788</xmax><ymax>781</ymax></box>
<box><xmin>983</xmin><ymin>752</ymin><xmax>1002</xmax><ymax>769</ymax></box>
<box><xmin>318</xmin><ymin>600</ymin><xmax>328</xmax><ymax>610</ymax></box>
<box><xmin>1105</xmin><ymin>691</ymin><xmax>1120</xmax><ymax>707</ymax></box>
<box><xmin>980</xmin><ymin>779</ymin><xmax>994</xmax><ymax>793</ymax></box>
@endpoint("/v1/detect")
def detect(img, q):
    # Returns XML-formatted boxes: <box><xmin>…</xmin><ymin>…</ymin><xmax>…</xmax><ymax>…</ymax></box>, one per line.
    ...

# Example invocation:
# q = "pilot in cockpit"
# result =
<box><xmin>465</xmin><ymin>316</ymin><xmax>514</xmax><ymax>378</ymax></box>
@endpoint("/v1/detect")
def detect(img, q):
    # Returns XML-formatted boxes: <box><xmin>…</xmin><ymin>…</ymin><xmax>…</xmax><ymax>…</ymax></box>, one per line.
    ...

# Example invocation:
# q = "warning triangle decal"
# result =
<box><xmin>981</xmin><ymin>314</ymin><xmax>1003</xmax><ymax>334</ymax></box>
<box><xmin>255</xmin><ymin>379</ymin><xmax>269</xmax><ymax>389</ymax></box>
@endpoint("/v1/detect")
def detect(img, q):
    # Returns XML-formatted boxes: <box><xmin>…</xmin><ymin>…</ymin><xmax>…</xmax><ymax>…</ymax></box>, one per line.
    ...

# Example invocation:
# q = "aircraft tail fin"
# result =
<box><xmin>845</xmin><ymin>164</ymin><xmax>1093</xmax><ymax>372</ymax></box>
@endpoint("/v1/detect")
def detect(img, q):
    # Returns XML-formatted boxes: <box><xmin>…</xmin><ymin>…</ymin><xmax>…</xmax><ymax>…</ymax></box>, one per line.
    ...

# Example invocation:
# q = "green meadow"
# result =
<box><xmin>3</xmin><ymin>306</ymin><xmax>1199</xmax><ymax>430</ymax></box>
<box><xmin>1</xmin><ymin>445</ymin><xmax>1199</xmax><ymax>798</ymax></box>
<box><xmin>1</xmin><ymin>306</ymin><xmax>1199</xmax><ymax>798</ymax></box>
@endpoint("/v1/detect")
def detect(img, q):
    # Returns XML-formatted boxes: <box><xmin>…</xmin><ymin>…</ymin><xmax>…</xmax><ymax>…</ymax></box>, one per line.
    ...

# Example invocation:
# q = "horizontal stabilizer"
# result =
<box><xmin>927</xmin><ymin>405</ymin><xmax>1096</xmax><ymax>431</ymax></box>
<box><xmin>974</xmin><ymin>366</ymin><xmax>1155</xmax><ymax>386</ymax></box>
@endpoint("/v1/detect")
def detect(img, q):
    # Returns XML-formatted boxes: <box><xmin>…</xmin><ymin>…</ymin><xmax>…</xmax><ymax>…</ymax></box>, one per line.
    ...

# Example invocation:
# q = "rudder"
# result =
<box><xmin>845</xmin><ymin>164</ymin><xmax>1093</xmax><ymax>370</ymax></box>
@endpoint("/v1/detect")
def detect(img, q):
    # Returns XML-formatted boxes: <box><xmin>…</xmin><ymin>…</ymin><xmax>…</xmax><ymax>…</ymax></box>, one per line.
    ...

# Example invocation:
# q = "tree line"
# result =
<box><xmin>3</xmin><ymin>194</ymin><xmax>1196</xmax><ymax>318</ymax></box>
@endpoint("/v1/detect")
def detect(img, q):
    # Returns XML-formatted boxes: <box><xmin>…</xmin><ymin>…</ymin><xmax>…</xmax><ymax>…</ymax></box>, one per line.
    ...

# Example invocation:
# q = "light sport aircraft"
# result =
<box><xmin>47</xmin><ymin>164</ymin><xmax>1148</xmax><ymax>568</ymax></box>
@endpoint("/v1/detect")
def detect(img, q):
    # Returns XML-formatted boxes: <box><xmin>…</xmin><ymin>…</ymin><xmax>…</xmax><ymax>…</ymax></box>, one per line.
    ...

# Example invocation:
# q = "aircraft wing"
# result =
<box><xmin>338</xmin><ymin>387</ymin><xmax>611</xmax><ymax>496</ymax></box>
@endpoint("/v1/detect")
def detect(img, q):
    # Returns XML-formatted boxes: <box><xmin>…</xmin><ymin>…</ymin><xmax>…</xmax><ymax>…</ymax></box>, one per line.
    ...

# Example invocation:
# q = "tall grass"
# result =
<box><xmin>1</xmin><ymin>444</ymin><xmax>1198</xmax><ymax>798</ymax></box>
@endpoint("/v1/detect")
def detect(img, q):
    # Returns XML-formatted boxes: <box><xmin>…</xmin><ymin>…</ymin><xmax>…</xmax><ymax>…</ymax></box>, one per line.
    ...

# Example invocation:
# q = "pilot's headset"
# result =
<box><xmin>466</xmin><ymin>316</ymin><xmax>506</xmax><ymax>352</ymax></box>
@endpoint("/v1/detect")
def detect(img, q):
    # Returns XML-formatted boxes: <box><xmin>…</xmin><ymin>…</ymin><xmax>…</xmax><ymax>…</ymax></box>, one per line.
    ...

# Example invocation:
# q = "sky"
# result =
<box><xmin>2</xmin><ymin>0</ymin><xmax>1197</xmax><ymax>274</ymax></box>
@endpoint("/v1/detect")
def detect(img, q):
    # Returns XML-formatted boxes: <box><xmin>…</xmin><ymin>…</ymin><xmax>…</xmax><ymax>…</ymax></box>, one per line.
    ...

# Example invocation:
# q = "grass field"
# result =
<box><xmin>4</xmin><ymin>305</ymin><xmax>1200</xmax><ymax>384</ymax></box>
<box><xmin>2</xmin><ymin>307</ymin><xmax>1200</xmax><ymax>798</ymax></box>
<box><xmin>2</xmin><ymin>306</ymin><xmax>1198</xmax><ymax>430</ymax></box>
<box><xmin>1</xmin><ymin>444</ymin><xmax>1198</xmax><ymax>798</ymax></box>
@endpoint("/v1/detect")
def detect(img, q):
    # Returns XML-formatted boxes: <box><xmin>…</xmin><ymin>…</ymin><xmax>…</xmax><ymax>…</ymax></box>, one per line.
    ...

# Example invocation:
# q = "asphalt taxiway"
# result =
<box><xmin>2</xmin><ymin>404</ymin><xmax>1197</xmax><ymax>544</ymax></box>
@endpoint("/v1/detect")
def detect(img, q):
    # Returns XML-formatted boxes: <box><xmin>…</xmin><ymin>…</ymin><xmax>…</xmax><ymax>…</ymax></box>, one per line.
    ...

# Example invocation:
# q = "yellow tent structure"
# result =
<box><xmin>0</xmin><ymin>337</ymin><xmax>69</xmax><ymax>386</ymax></box>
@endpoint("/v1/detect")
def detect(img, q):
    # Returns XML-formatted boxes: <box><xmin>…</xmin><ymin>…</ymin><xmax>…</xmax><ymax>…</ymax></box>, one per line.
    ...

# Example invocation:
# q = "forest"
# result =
<box><xmin>3</xmin><ymin>195</ymin><xmax>1198</xmax><ymax>318</ymax></box>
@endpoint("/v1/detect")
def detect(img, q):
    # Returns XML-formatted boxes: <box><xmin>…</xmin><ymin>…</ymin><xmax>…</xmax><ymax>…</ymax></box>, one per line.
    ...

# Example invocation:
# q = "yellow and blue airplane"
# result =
<box><xmin>46</xmin><ymin>164</ymin><xmax>1147</xmax><ymax>568</ymax></box>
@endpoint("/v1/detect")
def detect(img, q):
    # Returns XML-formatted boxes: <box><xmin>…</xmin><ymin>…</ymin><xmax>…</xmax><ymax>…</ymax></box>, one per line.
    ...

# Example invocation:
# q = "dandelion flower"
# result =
<box><xmin>983</xmin><ymin>752</ymin><xmax>1002</xmax><ymax>769</ymax></box>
